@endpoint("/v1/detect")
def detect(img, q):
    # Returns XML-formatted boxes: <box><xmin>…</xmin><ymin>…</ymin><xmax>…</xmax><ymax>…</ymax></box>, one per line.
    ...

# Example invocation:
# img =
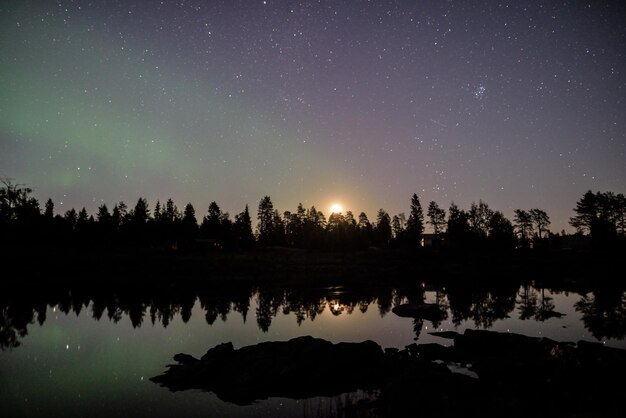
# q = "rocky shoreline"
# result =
<box><xmin>152</xmin><ymin>329</ymin><xmax>625</xmax><ymax>417</ymax></box>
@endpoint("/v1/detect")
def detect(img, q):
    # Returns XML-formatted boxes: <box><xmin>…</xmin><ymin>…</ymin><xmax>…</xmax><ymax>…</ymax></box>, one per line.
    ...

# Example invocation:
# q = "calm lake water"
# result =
<box><xmin>1</xmin><ymin>283</ymin><xmax>624</xmax><ymax>417</ymax></box>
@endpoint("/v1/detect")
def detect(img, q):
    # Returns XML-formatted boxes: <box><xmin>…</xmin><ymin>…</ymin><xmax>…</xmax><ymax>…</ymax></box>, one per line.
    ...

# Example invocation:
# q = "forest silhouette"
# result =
<box><xmin>1</xmin><ymin>178</ymin><xmax>624</xmax><ymax>252</ymax></box>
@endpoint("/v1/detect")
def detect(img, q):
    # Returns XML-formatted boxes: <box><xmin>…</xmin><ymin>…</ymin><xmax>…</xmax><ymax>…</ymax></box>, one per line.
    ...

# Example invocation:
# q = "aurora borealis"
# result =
<box><xmin>1</xmin><ymin>1</ymin><xmax>624</xmax><ymax>231</ymax></box>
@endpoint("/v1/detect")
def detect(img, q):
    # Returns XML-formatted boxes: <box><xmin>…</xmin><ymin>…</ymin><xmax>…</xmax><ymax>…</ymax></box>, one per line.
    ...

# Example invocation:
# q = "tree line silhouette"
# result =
<box><xmin>1</xmin><ymin>178</ymin><xmax>624</xmax><ymax>251</ymax></box>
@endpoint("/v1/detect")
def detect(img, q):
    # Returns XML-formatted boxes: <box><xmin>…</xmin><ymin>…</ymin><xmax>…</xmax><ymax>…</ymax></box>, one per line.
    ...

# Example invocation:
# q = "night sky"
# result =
<box><xmin>1</xmin><ymin>1</ymin><xmax>624</xmax><ymax>232</ymax></box>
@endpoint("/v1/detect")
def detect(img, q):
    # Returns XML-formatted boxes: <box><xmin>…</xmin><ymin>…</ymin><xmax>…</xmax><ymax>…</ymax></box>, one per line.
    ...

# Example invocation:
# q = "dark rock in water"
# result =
<box><xmin>172</xmin><ymin>353</ymin><xmax>199</xmax><ymax>365</ymax></box>
<box><xmin>152</xmin><ymin>336</ymin><xmax>389</xmax><ymax>404</ymax></box>
<box><xmin>429</xmin><ymin>331</ymin><xmax>461</xmax><ymax>340</ymax></box>
<box><xmin>391</xmin><ymin>303</ymin><xmax>446</xmax><ymax>321</ymax></box>
<box><xmin>435</xmin><ymin>329</ymin><xmax>626</xmax><ymax>418</ymax></box>
<box><xmin>200</xmin><ymin>341</ymin><xmax>233</xmax><ymax>362</ymax></box>
<box><xmin>413</xmin><ymin>343</ymin><xmax>451</xmax><ymax>361</ymax></box>
<box><xmin>384</xmin><ymin>347</ymin><xmax>399</xmax><ymax>355</ymax></box>
<box><xmin>152</xmin><ymin>331</ymin><xmax>626</xmax><ymax>417</ymax></box>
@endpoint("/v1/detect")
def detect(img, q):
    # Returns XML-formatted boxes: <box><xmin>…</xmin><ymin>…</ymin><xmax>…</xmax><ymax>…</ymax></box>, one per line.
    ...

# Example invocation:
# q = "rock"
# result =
<box><xmin>385</xmin><ymin>347</ymin><xmax>399</xmax><ymax>355</ymax></box>
<box><xmin>200</xmin><ymin>341</ymin><xmax>234</xmax><ymax>362</ymax></box>
<box><xmin>173</xmin><ymin>353</ymin><xmax>199</xmax><ymax>365</ymax></box>
<box><xmin>152</xmin><ymin>331</ymin><xmax>626</xmax><ymax>417</ymax></box>
<box><xmin>414</xmin><ymin>343</ymin><xmax>451</xmax><ymax>361</ymax></box>
<box><xmin>152</xmin><ymin>336</ymin><xmax>390</xmax><ymax>404</ymax></box>
<box><xmin>429</xmin><ymin>331</ymin><xmax>461</xmax><ymax>340</ymax></box>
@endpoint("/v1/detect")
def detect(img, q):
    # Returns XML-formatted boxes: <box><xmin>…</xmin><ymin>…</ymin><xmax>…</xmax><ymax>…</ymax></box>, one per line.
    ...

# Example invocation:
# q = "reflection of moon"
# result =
<box><xmin>330</xmin><ymin>203</ymin><xmax>343</xmax><ymax>213</ymax></box>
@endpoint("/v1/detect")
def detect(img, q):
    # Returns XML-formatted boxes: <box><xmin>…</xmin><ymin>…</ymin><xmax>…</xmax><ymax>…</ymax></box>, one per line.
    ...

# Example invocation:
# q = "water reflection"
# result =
<box><xmin>1</xmin><ymin>282</ymin><xmax>625</xmax><ymax>350</ymax></box>
<box><xmin>518</xmin><ymin>285</ymin><xmax>565</xmax><ymax>321</ymax></box>
<box><xmin>575</xmin><ymin>289</ymin><xmax>626</xmax><ymax>340</ymax></box>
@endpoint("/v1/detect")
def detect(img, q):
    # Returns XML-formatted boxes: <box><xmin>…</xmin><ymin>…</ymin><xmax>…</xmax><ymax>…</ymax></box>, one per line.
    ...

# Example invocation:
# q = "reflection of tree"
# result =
<box><xmin>377</xmin><ymin>291</ymin><xmax>393</xmax><ymax>317</ymax></box>
<box><xmin>217</xmin><ymin>299</ymin><xmax>232</xmax><ymax>323</ymax></box>
<box><xmin>150</xmin><ymin>296</ymin><xmax>177</xmax><ymax>328</ymax></box>
<box><xmin>204</xmin><ymin>307</ymin><xmax>218</xmax><ymax>325</ymax></box>
<box><xmin>575</xmin><ymin>290</ymin><xmax>626</xmax><ymax>340</ymax></box>
<box><xmin>307</xmin><ymin>302</ymin><xmax>325</xmax><ymax>322</ymax></box>
<box><xmin>517</xmin><ymin>285</ymin><xmax>538</xmax><ymax>320</ymax></box>
<box><xmin>392</xmin><ymin>290</ymin><xmax>404</xmax><ymax>310</ymax></box>
<box><xmin>198</xmin><ymin>291</ymin><xmax>233</xmax><ymax>326</ymax></box>
<box><xmin>447</xmin><ymin>287</ymin><xmax>473</xmax><ymax>327</ymax></box>
<box><xmin>34</xmin><ymin>302</ymin><xmax>47</xmax><ymax>325</ymax></box>
<box><xmin>448</xmin><ymin>286</ymin><xmax>517</xmax><ymax>328</ymax></box>
<box><xmin>3</xmin><ymin>281</ymin><xmax>609</xmax><ymax>349</ymax></box>
<box><xmin>0</xmin><ymin>306</ymin><xmax>32</xmax><ymax>350</ymax></box>
<box><xmin>469</xmin><ymin>291</ymin><xmax>516</xmax><ymax>328</ymax></box>
<box><xmin>412</xmin><ymin>318</ymin><xmax>424</xmax><ymax>340</ymax></box>
<box><xmin>231</xmin><ymin>291</ymin><xmax>252</xmax><ymax>324</ymax></box>
<box><xmin>91</xmin><ymin>299</ymin><xmax>106</xmax><ymax>321</ymax></box>
<box><xmin>255</xmin><ymin>290</ymin><xmax>282</xmax><ymax>332</ymax></box>
<box><xmin>107</xmin><ymin>302</ymin><xmax>123</xmax><ymax>323</ymax></box>
<box><xmin>128</xmin><ymin>302</ymin><xmax>146</xmax><ymax>328</ymax></box>
<box><xmin>283</xmin><ymin>288</ymin><xmax>326</xmax><ymax>325</ymax></box>
<box><xmin>430</xmin><ymin>288</ymin><xmax>449</xmax><ymax>329</ymax></box>
<box><xmin>358</xmin><ymin>301</ymin><xmax>369</xmax><ymax>314</ymax></box>
<box><xmin>534</xmin><ymin>288</ymin><xmax>556</xmax><ymax>321</ymax></box>
<box><xmin>201</xmin><ymin>300</ymin><xmax>220</xmax><ymax>325</ymax></box>
<box><xmin>180</xmin><ymin>295</ymin><xmax>195</xmax><ymax>323</ymax></box>
<box><xmin>58</xmin><ymin>297</ymin><xmax>72</xmax><ymax>315</ymax></box>
<box><xmin>71</xmin><ymin>298</ymin><xmax>85</xmax><ymax>316</ymax></box>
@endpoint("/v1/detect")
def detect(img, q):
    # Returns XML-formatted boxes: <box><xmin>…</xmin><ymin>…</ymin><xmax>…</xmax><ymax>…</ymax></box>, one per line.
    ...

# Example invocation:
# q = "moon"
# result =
<box><xmin>329</xmin><ymin>203</ymin><xmax>343</xmax><ymax>213</ymax></box>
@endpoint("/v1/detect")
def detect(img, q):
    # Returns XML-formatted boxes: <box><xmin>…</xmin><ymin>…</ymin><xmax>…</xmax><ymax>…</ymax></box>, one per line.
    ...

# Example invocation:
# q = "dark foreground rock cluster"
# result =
<box><xmin>152</xmin><ymin>330</ymin><xmax>626</xmax><ymax>417</ymax></box>
<box><xmin>152</xmin><ymin>336</ymin><xmax>387</xmax><ymax>404</ymax></box>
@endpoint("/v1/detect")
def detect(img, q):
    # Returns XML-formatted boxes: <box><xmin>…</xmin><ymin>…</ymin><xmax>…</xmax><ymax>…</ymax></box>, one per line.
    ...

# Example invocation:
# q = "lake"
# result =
<box><xmin>1</xmin><ymin>282</ymin><xmax>624</xmax><ymax>417</ymax></box>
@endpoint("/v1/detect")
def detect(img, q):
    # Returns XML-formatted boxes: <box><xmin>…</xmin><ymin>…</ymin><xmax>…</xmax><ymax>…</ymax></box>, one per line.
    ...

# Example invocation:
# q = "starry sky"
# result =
<box><xmin>1</xmin><ymin>1</ymin><xmax>624</xmax><ymax>232</ymax></box>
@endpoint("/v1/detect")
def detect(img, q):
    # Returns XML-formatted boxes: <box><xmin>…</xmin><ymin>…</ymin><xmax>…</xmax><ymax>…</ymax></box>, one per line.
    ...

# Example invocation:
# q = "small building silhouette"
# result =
<box><xmin>420</xmin><ymin>234</ymin><xmax>443</xmax><ymax>248</ymax></box>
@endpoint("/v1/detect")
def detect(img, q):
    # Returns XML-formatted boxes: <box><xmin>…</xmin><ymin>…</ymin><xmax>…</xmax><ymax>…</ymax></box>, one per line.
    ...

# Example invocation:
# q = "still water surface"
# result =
<box><xmin>1</xmin><ymin>284</ymin><xmax>624</xmax><ymax>417</ymax></box>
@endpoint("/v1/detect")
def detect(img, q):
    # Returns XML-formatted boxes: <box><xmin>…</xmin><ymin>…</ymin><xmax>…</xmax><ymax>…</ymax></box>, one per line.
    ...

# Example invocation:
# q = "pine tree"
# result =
<box><xmin>374</xmin><ymin>208</ymin><xmax>392</xmax><ymax>246</ymax></box>
<box><xmin>406</xmin><ymin>193</ymin><xmax>424</xmax><ymax>246</ymax></box>
<box><xmin>234</xmin><ymin>205</ymin><xmax>254</xmax><ymax>248</ymax></box>
<box><xmin>44</xmin><ymin>198</ymin><xmax>54</xmax><ymax>219</ymax></box>
<box><xmin>257</xmin><ymin>196</ymin><xmax>275</xmax><ymax>245</ymax></box>
<box><xmin>427</xmin><ymin>201</ymin><xmax>446</xmax><ymax>235</ymax></box>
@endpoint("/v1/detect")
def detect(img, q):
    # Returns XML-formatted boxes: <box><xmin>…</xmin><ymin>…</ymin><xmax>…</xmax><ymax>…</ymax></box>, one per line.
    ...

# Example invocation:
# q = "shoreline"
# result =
<box><xmin>2</xmin><ymin>246</ymin><xmax>624</xmax><ymax>292</ymax></box>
